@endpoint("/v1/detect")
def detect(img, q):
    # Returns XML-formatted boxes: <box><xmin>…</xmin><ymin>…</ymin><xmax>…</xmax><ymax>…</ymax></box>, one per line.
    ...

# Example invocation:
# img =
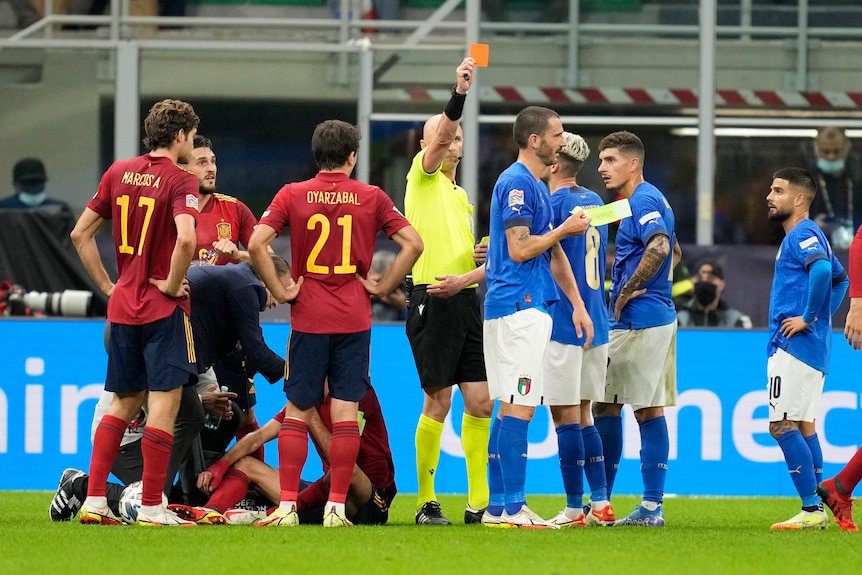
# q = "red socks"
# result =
<box><xmin>141</xmin><ymin>426</ymin><xmax>173</xmax><ymax>506</ymax></box>
<box><xmin>837</xmin><ymin>446</ymin><xmax>862</xmax><ymax>494</ymax></box>
<box><xmin>328</xmin><ymin>421</ymin><xmax>360</xmax><ymax>505</ymax></box>
<box><xmin>205</xmin><ymin>469</ymin><xmax>250</xmax><ymax>512</ymax></box>
<box><xmin>87</xmin><ymin>414</ymin><xmax>126</xmax><ymax>497</ymax></box>
<box><xmin>278</xmin><ymin>418</ymin><xmax>308</xmax><ymax>502</ymax></box>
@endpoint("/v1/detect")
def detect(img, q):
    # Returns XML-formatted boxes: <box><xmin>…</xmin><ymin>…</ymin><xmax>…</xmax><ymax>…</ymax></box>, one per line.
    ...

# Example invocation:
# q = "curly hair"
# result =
<box><xmin>142</xmin><ymin>99</ymin><xmax>200</xmax><ymax>152</ymax></box>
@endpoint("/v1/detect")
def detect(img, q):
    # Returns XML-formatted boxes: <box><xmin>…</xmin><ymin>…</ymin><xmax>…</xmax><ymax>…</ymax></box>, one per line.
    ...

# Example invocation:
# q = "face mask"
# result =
<box><xmin>18</xmin><ymin>192</ymin><xmax>46</xmax><ymax>207</ymax></box>
<box><xmin>693</xmin><ymin>281</ymin><xmax>718</xmax><ymax>306</ymax></box>
<box><xmin>817</xmin><ymin>158</ymin><xmax>846</xmax><ymax>176</ymax></box>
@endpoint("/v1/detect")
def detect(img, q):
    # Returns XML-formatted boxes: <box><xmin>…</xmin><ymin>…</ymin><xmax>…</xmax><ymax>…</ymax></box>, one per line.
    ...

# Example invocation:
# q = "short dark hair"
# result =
<box><xmin>142</xmin><ymin>99</ymin><xmax>200</xmax><ymax>152</ymax></box>
<box><xmin>248</xmin><ymin>254</ymin><xmax>291</xmax><ymax>279</ymax></box>
<box><xmin>513</xmin><ymin>106</ymin><xmax>560</xmax><ymax>149</ymax></box>
<box><xmin>312</xmin><ymin>120</ymin><xmax>360</xmax><ymax>170</ymax></box>
<box><xmin>598</xmin><ymin>131</ymin><xmax>645</xmax><ymax>162</ymax></box>
<box><xmin>773</xmin><ymin>167</ymin><xmax>816</xmax><ymax>202</ymax></box>
<box><xmin>193</xmin><ymin>135</ymin><xmax>213</xmax><ymax>150</ymax></box>
<box><xmin>694</xmin><ymin>259</ymin><xmax>724</xmax><ymax>280</ymax></box>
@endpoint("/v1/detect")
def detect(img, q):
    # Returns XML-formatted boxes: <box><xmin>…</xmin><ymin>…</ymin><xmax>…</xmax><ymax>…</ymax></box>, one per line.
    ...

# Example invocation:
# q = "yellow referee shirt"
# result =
<box><xmin>405</xmin><ymin>149</ymin><xmax>478</xmax><ymax>286</ymax></box>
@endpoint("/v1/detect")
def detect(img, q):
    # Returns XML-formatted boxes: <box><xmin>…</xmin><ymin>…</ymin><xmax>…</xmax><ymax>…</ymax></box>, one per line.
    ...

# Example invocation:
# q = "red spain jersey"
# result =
<box><xmin>88</xmin><ymin>154</ymin><xmax>199</xmax><ymax>325</ymax></box>
<box><xmin>194</xmin><ymin>193</ymin><xmax>257</xmax><ymax>265</ymax></box>
<box><xmin>273</xmin><ymin>386</ymin><xmax>395</xmax><ymax>493</ymax></box>
<box><xmin>259</xmin><ymin>172</ymin><xmax>410</xmax><ymax>333</ymax></box>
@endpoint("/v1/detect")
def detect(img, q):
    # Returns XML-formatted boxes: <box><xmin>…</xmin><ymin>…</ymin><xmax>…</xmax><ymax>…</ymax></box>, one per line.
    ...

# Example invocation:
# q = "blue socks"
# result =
<box><xmin>556</xmin><ymin>423</ymin><xmax>585</xmax><ymax>510</ymax></box>
<box><xmin>805</xmin><ymin>433</ymin><xmax>824</xmax><ymax>486</ymax></box>
<box><xmin>498</xmin><ymin>416</ymin><xmax>529</xmax><ymax>515</ymax></box>
<box><xmin>595</xmin><ymin>415</ymin><xmax>622</xmax><ymax>498</ymax></box>
<box><xmin>639</xmin><ymin>415</ymin><xmax>669</xmax><ymax>504</ymax></box>
<box><xmin>582</xmin><ymin>425</ymin><xmax>608</xmax><ymax>502</ymax></box>
<box><xmin>778</xmin><ymin>429</ymin><xmax>819</xmax><ymax>508</ymax></box>
<box><xmin>487</xmin><ymin>417</ymin><xmax>504</xmax><ymax>516</ymax></box>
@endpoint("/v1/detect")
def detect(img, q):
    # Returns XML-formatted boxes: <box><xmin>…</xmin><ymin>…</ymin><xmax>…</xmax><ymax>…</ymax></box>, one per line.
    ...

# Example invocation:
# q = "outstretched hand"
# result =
<box><xmin>456</xmin><ymin>58</ymin><xmax>475</xmax><ymax>94</ymax></box>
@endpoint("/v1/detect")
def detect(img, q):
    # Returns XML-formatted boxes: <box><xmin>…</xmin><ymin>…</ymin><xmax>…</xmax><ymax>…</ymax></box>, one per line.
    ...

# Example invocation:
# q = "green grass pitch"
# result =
<box><xmin>1</xmin><ymin>492</ymin><xmax>861</xmax><ymax>574</ymax></box>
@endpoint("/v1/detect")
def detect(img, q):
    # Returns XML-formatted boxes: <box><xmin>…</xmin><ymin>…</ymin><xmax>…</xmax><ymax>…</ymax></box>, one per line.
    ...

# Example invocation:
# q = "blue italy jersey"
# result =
<box><xmin>608</xmin><ymin>181</ymin><xmax>676</xmax><ymax>330</ymax></box>
<box><xmin>768</xmin><ymin>219</ymin><xmax>845</xmax><ymax>373</ymax></box>
<box><xmin>549</xmin><ymin>186</ymin><xmax>609</xmax><ymax>346</ymax></box>
<box><xmin>484</xmin><ymin>162</ymin><xmax>559</xmax><ymax>320</ymax></box>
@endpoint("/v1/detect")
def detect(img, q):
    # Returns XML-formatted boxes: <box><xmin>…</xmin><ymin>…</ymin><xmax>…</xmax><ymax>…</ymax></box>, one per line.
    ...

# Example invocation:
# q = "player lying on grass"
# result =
<box><xmin>173</xmin><ymin>385</ymin><xmax>397</xmax><ymax>526</ymax></box>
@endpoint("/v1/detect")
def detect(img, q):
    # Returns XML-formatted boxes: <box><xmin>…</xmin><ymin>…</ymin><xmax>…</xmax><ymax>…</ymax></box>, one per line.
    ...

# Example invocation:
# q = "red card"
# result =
<box><xmin>470</xmin><ymin>43</ymin><xmax>489</xmax><ymax>67</ymax></box>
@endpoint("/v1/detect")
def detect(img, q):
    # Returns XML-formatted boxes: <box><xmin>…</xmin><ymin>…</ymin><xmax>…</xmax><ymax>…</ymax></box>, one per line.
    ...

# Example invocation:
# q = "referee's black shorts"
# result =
<box><xmin>405</xmin><ymin>285</ymin><xmax>486</xmax><ymax>389</ymax></box>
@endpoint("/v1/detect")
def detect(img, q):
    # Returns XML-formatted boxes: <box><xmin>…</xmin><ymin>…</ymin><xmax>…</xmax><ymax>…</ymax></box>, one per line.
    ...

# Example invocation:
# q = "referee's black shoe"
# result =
<box><xmin>416</xmin><ymin>501</ymin><xmax>451</xmax><ymax>525</ymax></box>
<box><xmin>464</xmin><ymin>505</ymin><xmax>485</xmax><ymax>524</ymax></box>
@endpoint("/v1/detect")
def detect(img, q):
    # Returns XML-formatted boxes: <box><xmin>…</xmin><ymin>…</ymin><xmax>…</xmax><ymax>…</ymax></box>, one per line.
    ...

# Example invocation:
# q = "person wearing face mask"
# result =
<box><xmin>808</xmin><ymin>127</ymin><xmax>862</xmax><ymax>249</ymax></box>
<box><xmin>675</xmin><ymin>259</ymin><xmax>752</xmax><ymax>329</ymax></box>
<box><xmin>0</xmin><ymin>158</ymin><xmax>71</xmax><ymax>214</ymax></box>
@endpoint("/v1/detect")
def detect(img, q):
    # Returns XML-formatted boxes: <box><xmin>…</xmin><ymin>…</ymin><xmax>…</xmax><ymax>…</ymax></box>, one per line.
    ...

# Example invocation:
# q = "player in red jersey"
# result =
<box><xmin>248</xmin><ymin>119</ymin><xmax>422</xmax><ymax>527</ymax></box>
<box><xmin>70</xmin><ymin>99</ymin><xmax>201</xmax><ymax>527</ymax></box>
<box><xmin>179</xmin><ymin>133</ymin><xmax>266</xmax><ymax>457</ymax></box>
<box><xmin>183</xmin><ymin>386</ymin><xmax>397</xmax><ymax>525</ymax></box>
<box><xmin>180</xmin><ymin>135</ymin><xmax>258</xmax><ymax>266</ymax></box>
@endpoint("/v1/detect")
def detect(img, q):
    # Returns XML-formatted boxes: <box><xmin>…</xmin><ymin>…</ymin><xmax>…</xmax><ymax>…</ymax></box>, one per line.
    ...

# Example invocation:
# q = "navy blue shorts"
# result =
<box><xmin>284</xmin><ymin>330</ymin><xmax>371</xmax><ymax>407</ymax></box>
<box><xmin>106</xmin><ymin>307</ymin><xmax>198</xmax><ymax>393</ymax></box>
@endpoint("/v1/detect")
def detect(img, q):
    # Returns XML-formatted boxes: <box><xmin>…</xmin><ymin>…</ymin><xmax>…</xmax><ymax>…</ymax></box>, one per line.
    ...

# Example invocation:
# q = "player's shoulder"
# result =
<box><xmin>212</xmin><ymin>192</ymin><xmax>238</xmax><ymax>204</ymax></box>
<box><xmin>570</xmin><ymin>186</ymin><xmax>604</xmax><ymax>207</ymax></box>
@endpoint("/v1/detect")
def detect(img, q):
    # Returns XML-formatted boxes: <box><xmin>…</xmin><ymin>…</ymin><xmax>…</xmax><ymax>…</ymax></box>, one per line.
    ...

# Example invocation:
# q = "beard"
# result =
<box><xmin>767</xmin><ymin>208</ymin><xmax>790</xmax><ymax>222</ymax></box>
<box><xmin>198</xmin><ymin>182</ymin><xmax>215</xmax><ymax>196</ymax></box>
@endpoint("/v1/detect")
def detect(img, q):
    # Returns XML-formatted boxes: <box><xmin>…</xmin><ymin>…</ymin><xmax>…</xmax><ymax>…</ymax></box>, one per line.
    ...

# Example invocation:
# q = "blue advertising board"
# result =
<box><xmin>1</xmin><ymin>319</ymin><xmax>860</xmax><ymax>496</ymax></box>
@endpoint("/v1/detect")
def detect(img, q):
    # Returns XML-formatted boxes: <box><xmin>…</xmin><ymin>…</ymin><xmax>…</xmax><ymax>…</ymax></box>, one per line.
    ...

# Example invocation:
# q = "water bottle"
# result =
<box><xmin>204</xmin><ymin>385</ymin><xmax>230</xmax><ymax>430</ymax></box>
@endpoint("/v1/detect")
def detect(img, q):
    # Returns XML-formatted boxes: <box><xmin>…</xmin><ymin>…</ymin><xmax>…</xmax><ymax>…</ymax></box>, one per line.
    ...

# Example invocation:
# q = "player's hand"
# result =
<box><xmin>103</xmin><ymin>283</ymin><xmax>116</xmax><ymax>298</ymax></box>
<box><xmin>356</xmin><ymin>272</ymin><xmax>388</xmax><ymax>299</ymax></box>
<box><xmin>571</xmin><ymin>304</ymin><xmax>594</xmax><ymax>348</ymax></box>
<box><xmin>473</xmin><ymin>241</ymin><xmax>488</xmax><ymax>265</ymax></box>
<box><xmin>456</xmin><ymin>57</ymin><xmax>475</xmax><ymax>94</ymax></box>
<box><xmin>200</xmin><ymin>385</ymin><xmax>238</xmax><ymax>419</ymax></box>
<box><xmin>212</xmin><ymin>239</ymin><xmax>240</xmax><ymax>261</ymax></box>
<box><xmin>276</xmin><ymin>276</ymin><xmax>303</xmax><ymax>304</ymax></box>
<box><xmin>149</xmin><ymin>277</ymin><xmax>190</xmax><ymax>299</ymax></box>
<box><xmin>780</xmin><ymin>315</ymin><xmax>811</xmax><ymax>338</ymax></box>
<box><xmin>613</xmin><ymin>287</ymin><xmax>646</xmax><ymax>322</ymax></box>
<box><xmin>198</xmin><ymin>459</ymin><xmax>230</xmax><ymax>494</ymax></box>
<box><xmin>427</xmin><ymin>274</ymin><xmax>467</xmax><ymax>298</ymax></box>
<box><xmin>560</xmin><ymin>210</ymin><xmax>591</xmax><ymax>237</ymax></box>
<box><xmin>845</xmin><ymin>299</ymin><xmax>862</xmax><ymax>350</ymax></box>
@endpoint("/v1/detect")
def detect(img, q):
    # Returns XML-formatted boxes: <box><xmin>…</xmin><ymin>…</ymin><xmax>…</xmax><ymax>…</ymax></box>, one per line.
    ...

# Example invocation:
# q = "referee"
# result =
<box><xmin>405</xmin><ymin>57</ymin><xmax>493</xmax><ymax>526</ymax></box>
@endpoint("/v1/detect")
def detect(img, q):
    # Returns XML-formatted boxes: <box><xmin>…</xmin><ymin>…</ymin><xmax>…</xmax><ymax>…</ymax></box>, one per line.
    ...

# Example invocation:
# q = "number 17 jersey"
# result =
<box><xmin>88</xmin><ymin>154</ymin><xmax>199</xmax><ymax>325</ymax></box>
<box><xmin>258</xmin><ymin>171</ymin><xmax>410</xmax><ymax>334</ymax></box>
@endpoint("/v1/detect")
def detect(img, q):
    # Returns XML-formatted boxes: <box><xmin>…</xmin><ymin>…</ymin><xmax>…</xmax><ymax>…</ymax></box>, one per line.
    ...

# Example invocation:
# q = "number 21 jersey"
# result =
<box><xmin>258</xmin><ymin>171</ymin><xmax>410</xmax><ymax>334</ymax></box>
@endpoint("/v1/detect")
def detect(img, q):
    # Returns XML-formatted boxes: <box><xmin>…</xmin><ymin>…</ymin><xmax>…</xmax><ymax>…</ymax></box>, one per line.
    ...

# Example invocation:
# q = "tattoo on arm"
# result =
<box><xmin>623</xmin><ymin>234</ymin><xmax>670</xmax><ymax>293</ymax></box>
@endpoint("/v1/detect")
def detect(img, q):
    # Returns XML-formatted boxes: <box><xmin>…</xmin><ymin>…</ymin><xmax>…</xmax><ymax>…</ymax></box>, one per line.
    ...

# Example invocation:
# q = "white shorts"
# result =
<box><xmin>484</xmin><ymin>307</ymin><xmax>552</xmax><ymax>407</ymax></box>
<box><xmin>604</xmin><ymin>322</ymin><xmax>677</xmax><ymax>411</ymax></box>
<box><xmin>767</xmin><ymin>348</ymin><xmax>825</xmax><ymax>422</ymax></box>
<box><xmin>543</xmin><ymin>342</ymin><xmax>608</xmax><ymax>405</ymax></box>
<box><xmin>581</xmin><ymin>343</ymin><xmax>609</xmax><ymax>403</ymax></box>
<box><xmin>543</xmin><ymin>340</ymin><xmax>583</xmax><ymax>406</ymax></box>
